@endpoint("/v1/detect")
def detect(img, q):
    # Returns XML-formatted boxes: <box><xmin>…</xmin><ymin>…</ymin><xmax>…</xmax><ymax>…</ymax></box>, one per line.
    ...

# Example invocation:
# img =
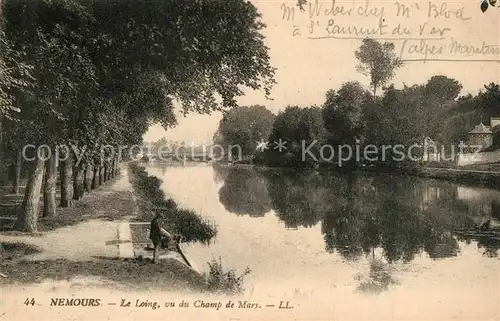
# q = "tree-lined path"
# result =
<box><xmin>0</xmin><ymin>166</ymin><xmax>134</xmax><ymax>261</ymax></box>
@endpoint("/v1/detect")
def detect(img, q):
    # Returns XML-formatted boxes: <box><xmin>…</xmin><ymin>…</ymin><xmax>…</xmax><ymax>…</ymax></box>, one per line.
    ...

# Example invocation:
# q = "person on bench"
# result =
<box><xmin>149</xmin><ymin>212</ymin><xmax>172</xmax><ymax>263</ymax></box>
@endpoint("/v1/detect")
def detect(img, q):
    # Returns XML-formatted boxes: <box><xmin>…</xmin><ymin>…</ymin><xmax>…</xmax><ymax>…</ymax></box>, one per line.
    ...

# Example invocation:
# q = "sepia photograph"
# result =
<box><xmin>0</xmin><ymin>0</ymin><xmax>499</xmax><ymax>320</ymax></box>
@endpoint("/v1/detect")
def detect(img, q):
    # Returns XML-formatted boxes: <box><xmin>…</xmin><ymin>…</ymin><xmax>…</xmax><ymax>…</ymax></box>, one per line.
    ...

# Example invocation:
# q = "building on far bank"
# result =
<box><xmin>466</xmin><ymin>122</ymin><xmax>493</xmax><ymax>150</ymax></box>
<box><xmin>456</xmin><ymin>117</ymin><xmax>500</xmax><ymax>166</ymax></box>
<box><xmin>465</xmin><ymin>116</ymin><xmax>500</xmax><ymax>151</ymax></box>
<box><xmin>491</xmin><ymin>117</ymin><xmax>500</xmax><ymax>147</ymax></box>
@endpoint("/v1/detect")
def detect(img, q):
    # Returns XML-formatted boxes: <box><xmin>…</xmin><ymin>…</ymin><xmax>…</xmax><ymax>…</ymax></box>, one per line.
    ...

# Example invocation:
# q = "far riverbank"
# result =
<box><xmin>224</xmin><ymin>159</ymin><xmax>500</xmax><ymax>191</ymax></box>
<box><xmin>143</xmin><ymin>158</ymin><xmax>500</xmax><ymax>190</ymax></box>
<box><xmin>359</xmin><ymin>164</ymin><xmax>500</xmax><ymax>191</ymax></box>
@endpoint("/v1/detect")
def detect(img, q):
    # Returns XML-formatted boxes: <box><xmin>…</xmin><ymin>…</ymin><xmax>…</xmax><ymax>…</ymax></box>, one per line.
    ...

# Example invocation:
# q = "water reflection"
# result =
<box><xmin>217</xmin><ymin>166</ymin><xmax>272</xmax><ymax>217</ymax></box>
<box><xmin>213</xmin><ymin>165</ymin><xmax>500</xmax><ymax>263</ymax></box>
<box><xmin>266</xmin><ymin>171</ymin><xmax>329</xmax><ymax>228</ymax></box>
<box><xmin>355</xmin><ymin>259</ymin><xmax>399</xmax><ymax>294</ymax></box>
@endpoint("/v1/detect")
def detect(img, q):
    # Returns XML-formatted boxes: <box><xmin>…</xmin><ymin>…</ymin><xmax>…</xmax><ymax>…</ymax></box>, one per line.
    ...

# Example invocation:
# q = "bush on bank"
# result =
<box><xmin>205</xmin><ymin>257</ymin><xmax>251</xmax><ymax>295</ymax></box>
<box><xmin>129</xmin><ymin>164</ymin><xmax>217</xmax><ymax>244</ymax></box>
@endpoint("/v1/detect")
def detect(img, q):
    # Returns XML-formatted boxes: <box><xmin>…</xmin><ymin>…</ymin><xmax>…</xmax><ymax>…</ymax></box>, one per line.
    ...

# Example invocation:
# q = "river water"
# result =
<box><xmin>145</xmin><ymin>163</ymin><xmax>500</xmax><ymax>320</ymax></box>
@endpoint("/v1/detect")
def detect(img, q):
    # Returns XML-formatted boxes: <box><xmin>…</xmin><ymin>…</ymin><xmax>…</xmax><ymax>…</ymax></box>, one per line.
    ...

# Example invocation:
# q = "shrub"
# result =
<box><xmin>170</xmin><ymin>209</ymin><xmax>217</xmax><ymax>244</ymax></box>
<box><xmin>205</xmin><ymin>257</ymin><xmax>251</xmax><ymax>295</ymax></box>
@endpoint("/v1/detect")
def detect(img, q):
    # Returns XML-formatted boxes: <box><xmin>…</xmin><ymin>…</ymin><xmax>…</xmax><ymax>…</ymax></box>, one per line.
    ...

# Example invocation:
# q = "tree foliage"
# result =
<box><xmin>322</xmin><ymin>81</ymin><xmax>371</xmax><ymax>145</ymax></box>
<box><xmin>89</xmin><ymin>0</ymin><xmax>276</xmax><ymax>113</ymax></box>
<box><xmin>1</xmin><ymin>0</ymin><xmax>276</xmax><ymax>231</ymax></box>
<box><xmin>214</xmin><ymin>105</ymin><xmax>275</xmax><ymax>155</ymax></box>
<box><xmin>264</xmin><ymin>106</ymin><xmax>325</xmax><ymax>168</ymax></box>
<box><xmin>424</xmin><ymin>75</ymin><xmax>462</xmax><ymax>104</ymax></box>
<box><xmin>355</xmin><ymin>39</ymin><xmax>403</xmax><ymax>97</ymax></box>
<box><xmin>0</xmin><ymin>30</ymin><xmax>32</xmax><ymax>120</ymax></box>
<box><xmin>477</xmin><ymin>83</ymin><xmax>500</xmax><ymax>120</ymax></box>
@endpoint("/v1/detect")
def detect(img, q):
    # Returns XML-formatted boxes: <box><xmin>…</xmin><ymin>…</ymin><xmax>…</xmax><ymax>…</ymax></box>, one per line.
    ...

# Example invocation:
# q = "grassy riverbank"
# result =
<box><xmin>423</xmin><ymin>162</ymin><xmax>500</xmax><ymax>172</ymax></box>
<box><xmin>224</xmin><ymin>158</ymin><xmax>500</xmax><ymax>191</ymax></box>
<box><xmin>1</xmin><ymin>171</ymin><xmax>204</xmax><ymax>291</ymax></box>
<box><xmin>1</xmin><ymin>244</ymin><xmax>250</xmax><ymax>294</ymax></box>
<box><xmin>128</xmin><ymin>163</ymin><xmax>253</xmax><ymax>294</ymax></box>
<box><xmin>1</xmin><ymin>166</ymin><xmax>250</xmax><ymax>294</ymax></box>
<box><xmin>129</xmin><ymin>163</ymin><xmax>217</xmax><ymax>244</ymax></box>
<box><xmin>1</xmin><ymin>256</ymin><xmax>207</xmax><ymax>292</ymax></box>
<box><xmin>416</xmin><ymin>166</ymin><xmax>500</xmax><ymax>189</ymax></box>
<box><xmin>0</xmin><ymin>242</ymin><xmax>199</xmax><ymax>292</ymax></box>
<box><xmin>0</xmin><ymin>171</ymin><xmax>184</xmax><ymax>291</ymax></box>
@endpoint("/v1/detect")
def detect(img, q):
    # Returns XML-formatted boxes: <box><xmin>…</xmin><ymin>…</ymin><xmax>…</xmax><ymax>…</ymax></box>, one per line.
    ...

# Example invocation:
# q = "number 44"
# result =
<box><xmin>24</xmin><ymin>298</ymin><xmax>35</xmax><ymax>306</ymax></box>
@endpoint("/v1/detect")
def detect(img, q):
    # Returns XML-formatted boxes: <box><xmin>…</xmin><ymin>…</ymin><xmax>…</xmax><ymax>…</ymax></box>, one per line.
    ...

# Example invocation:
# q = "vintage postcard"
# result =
<box><xmin>0</xmin><ymin>0</ymin><xmax>499</xmax><ymax>320</ymax></box>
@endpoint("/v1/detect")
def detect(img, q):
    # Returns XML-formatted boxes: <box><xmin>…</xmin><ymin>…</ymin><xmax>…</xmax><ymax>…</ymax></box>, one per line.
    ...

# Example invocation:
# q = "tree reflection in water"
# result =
<box><xmin>355</xmin><ymin>258</ymin><xmax>399</xmax><ymax>294</ymax></box>
<box><xmin>477</xmin><ymin>238</ymin><xmax>500</xmax><ymax>258</ymax></box>
<box><xmin>213</xmin><ymin>164</ymin><xmax>231</xmax><ymax>184</ymax></box>
<box><xmin>217</xmin><ymin>166</ymin><xmax>272</xmax><ymax>217</ymax></box>
<box><xmin>266</xmin><ymin>170</ymin><xmax>329</xmax><ymax>228</ymax></box>
<box><xmin>213</xmin><ymin>165</ymin><xmax>499</xmax><ymax>266</ymax></box>
<box><xmin>455</xmin><ymin>233</ymin><xmax>500</xmax><ymax>258</ymax></box>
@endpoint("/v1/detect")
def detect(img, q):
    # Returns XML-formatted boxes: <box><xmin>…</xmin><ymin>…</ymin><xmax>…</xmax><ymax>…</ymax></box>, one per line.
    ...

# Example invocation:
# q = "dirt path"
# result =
<box><xmin>0</xmin><ymin>168</ymin><xmax>135</xmax><ymax>261</ymax></box>
<box><xmin>0</xmin><ymin>220</ymin><xmax>119</xmax><ymax>260</ymax></box>
<box><xmin>0</xmin><ymin>165</ymin><xmax>204</xmax><ymax>298</ymax></box>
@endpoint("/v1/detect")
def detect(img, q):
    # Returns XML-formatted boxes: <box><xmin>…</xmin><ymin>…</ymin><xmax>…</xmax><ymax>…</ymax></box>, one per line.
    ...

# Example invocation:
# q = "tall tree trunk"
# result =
<box><xmin>103</xmin><ymin>163</ymin><xmax>108</xmax><ymax>183</ymax></box>
<box><xmin>108</xmin><ymin>160</ymin><xmax>113</xmax><ymax>180</ymax></box>
<box><xmin>59</xmin><ymin>157</ymin><xmax>72</xmax><ymax>207</ymax></box>
<box><xmin>81</xmin><ymin>166</ymin><xmax>87</xmax><ymax>195</ymax></box>
<box><xmin>98</xmin><ymin>165</ymin><xmax>103</xmax><ymax>186</ymax></box>
<box><xmin>83</xmin><ymin>165</ymin><xmax>92</xmax><ymax>193</ymax></box>
<box><xmin>72</xmin><ymin>166</ymin><xmax>83</xmax><ymax>200</ymax></box>
<box><xmin>12</xmin><ymin>150</ymin><xmax>22</xmax><ymax>195</ymax></box>
<box><xmin>110</xmin><ymin>158</ymin><xmax>115</xmax><ymax>179</ymax></box>
<box><xmin>115</xmin><ymin>155</ymin><xmax>120</xmax><ymax>176</ymax></box>
<box><xmin>91</xmin><ymin>166</ymin><xmax>98</xmax><ymax>189</ymax></box>
<box><xmin>43</xmin><ymin>156</ymin><xmax>57</xmax><ymax>218</ymax></box>
<box><xmin>107</xmin><ymin>161</ymin><xmax>112</xmax><ymax>180</ymax></box>
<box><xmin>14</xmin><ymin>150</ymin><xmax>46</xmax><ymax>232</ymax></box>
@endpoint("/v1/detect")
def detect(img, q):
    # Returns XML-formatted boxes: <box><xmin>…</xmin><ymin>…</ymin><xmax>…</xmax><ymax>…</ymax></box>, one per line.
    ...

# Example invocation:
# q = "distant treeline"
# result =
<box><xmin>213</xmin><ymin>39</ymin><xmax>499</xmax><ymax>169</ymax></box>
<box><xmin>214</xmin><ymin>78</ymin><xmax>500</xmax><ymax>169</ymax></box>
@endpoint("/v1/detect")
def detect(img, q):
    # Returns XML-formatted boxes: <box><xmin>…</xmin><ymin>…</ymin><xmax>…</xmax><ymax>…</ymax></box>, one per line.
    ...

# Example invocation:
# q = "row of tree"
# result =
<box><xmin>214</xmin><ymin>39</ymin><xmax>500</xmax><ymax>168</ymax></box>
<box><xmin>0</xmin><ymin>0</ymin><xmax>275</xmax><ymax>232</ymax></box>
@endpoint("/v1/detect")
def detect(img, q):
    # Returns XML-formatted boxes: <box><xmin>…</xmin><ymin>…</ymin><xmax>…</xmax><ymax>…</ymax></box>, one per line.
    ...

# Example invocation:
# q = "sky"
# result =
<box><xmin>143</xmin><ymin>0</ymin><xmax>500</xmax><ymax>144</ymax></box>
